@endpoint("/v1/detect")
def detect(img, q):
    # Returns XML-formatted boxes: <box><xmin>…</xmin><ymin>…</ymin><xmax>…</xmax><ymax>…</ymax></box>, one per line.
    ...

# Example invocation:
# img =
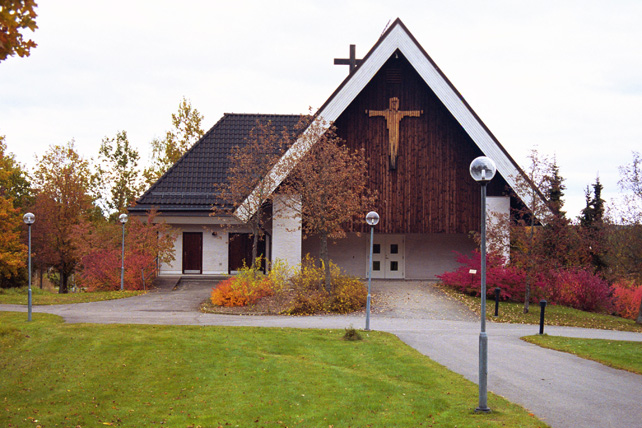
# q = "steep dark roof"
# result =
<box><xmin>130</xmin><ymin>113</ymin><xmax>301</xmax><ymax>213</ymax></box>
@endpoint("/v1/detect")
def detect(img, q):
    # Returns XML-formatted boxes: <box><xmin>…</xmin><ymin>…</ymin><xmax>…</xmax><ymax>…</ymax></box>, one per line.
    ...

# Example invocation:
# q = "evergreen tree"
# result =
<box><xmin>535</xmin><ymin>161</ymin><xmax>585</xmax><ymax>269</ymax></box>
<box><xmin>579</xmin><ymin>177</ymin><xmax>607</xmax><ymax>274</ymax></box>
<box><xmin>546</xmin><ymin>160</ymin><xmax>566</xmax><ymax>217</ymax></box>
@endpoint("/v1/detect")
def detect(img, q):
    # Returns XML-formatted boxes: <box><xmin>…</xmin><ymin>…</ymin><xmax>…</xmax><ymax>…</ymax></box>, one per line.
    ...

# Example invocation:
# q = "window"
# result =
<box><xmin>373</xmin><ymin>261</ymin><xmax>381</xmax><ymax>271</ymax></box>
<box><xmin>390</xmin><ymin>244</ymin><xmax>398</xmax><ymax>254</ymax></box>
<box><xmin>390</xmin><ymin>261</ymin><xmax>398</xmax><ymax>271</ymax></box>
<box><xmin>373</xmin><ymin>244</ymin><xmax>381</xmax><ymax>254</ymax></box>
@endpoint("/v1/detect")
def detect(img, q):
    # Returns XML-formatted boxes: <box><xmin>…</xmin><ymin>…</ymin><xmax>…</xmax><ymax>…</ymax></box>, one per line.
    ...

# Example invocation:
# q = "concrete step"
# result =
<box><xmin>151</xmin><ymin>276</ymin><xmax>182</xmax><ymax>291</ymax></box>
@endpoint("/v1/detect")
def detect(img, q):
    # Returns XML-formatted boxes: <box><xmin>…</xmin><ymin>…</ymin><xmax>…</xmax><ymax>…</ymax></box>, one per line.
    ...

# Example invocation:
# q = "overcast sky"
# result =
<box><xmin>1</xmin><ymin>0</ymin><xmax>641</xmax><ymax>218</ymax></box>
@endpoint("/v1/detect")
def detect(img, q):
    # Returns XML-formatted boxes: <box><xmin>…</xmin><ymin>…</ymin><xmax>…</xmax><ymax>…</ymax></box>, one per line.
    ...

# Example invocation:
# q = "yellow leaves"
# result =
<box><xmin>0</xmin><ymin>0</ymin><xmax>38</xmax><ymax>61</ymax></box>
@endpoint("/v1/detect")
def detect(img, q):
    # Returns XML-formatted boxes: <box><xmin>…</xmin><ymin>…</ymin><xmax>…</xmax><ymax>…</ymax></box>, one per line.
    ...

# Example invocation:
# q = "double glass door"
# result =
<box><xmin>368</xmin><ymin>235</ymin><xmax>404</xmax><ymax>279</ymax></box>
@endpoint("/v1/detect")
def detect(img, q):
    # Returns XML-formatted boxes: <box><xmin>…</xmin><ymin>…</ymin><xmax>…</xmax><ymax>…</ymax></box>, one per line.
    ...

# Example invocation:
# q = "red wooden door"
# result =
<box><xmin>182</xmin><ymin>232</ymin><xmax>202</xmax><ymax>274</ymax></box>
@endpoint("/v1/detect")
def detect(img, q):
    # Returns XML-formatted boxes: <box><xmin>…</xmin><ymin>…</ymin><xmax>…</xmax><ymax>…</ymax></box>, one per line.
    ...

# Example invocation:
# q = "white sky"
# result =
<box><xmin>1</xmin><ymin>0</ymin><xmax>641</xmax><ymax>218</ymax></box>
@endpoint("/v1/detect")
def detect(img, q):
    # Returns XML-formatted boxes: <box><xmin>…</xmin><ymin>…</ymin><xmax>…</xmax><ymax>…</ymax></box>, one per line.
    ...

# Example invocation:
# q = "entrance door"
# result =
<box><xmin>182</xmin><ymin>232</ymin><xmax>203</xmax><ymax>274</ymax></box>
<box><xmin>228</xmin><ymin>233</ymin><xmax>266</xmax><ymax>273</ymax></box>
<box><xmin>368</xmin><ymin>235</ymin><xmax>405</xmax><ymax>279</ymax></box>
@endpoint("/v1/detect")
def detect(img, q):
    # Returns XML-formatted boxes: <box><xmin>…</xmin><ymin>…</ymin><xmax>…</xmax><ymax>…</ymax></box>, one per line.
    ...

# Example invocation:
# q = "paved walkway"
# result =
<box><xmin>2</xmin><ymin>280</ymin><xmax>642</xmax><ymax>428</ymax></box>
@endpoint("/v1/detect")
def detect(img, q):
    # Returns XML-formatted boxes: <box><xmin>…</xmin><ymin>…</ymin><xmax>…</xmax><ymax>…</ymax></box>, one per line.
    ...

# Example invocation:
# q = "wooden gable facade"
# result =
<box><xmin>334</xmin><ymin>52</ymin><xmax>511</xmax><ymax>236</ymax></box>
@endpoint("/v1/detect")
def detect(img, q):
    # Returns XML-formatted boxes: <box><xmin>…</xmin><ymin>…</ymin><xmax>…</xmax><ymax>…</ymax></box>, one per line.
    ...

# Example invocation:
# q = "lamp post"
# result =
<box><xmin>365</xmin><ymin>211</ymin><xmax>379</xmax><ymax>331</ymax></box>
<box><xmin>469</xmin><ymin>156</ymin><xmax>496</xmax><ymax>413</ymax></box>
<box><xmin>119</xmin><ymin>213</ymin><xmax>128</xmax><ymax>291</ymax></box>
<box><xmin>23</xmin><ymin>213</ymin><xmax>35</xmax><ymax>321</ymax></box>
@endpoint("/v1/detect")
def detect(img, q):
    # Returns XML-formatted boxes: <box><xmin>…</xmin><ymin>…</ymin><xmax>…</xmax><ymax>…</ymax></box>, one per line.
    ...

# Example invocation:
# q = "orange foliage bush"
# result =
<box><xmin>211</xmin><ymin>276</ymin><xmax>273</xmax><ymax>307</ymax></box>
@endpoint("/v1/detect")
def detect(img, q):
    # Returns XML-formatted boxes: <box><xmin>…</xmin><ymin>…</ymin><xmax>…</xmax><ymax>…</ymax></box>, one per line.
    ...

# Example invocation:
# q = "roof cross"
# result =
<box><xmin>334</xmin><ymin>44</ymin><xmax>363</xmax><ymax>74</ymax></box>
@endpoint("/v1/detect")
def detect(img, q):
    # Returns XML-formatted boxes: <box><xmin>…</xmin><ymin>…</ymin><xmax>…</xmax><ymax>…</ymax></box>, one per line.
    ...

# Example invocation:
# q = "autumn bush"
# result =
<box><xmin>437</xmin><ymin>251</ymin><xmax>526</xmax><ymax>301</ymax></box>
<box><xmin>210</xmin><ymin>255</ymin><xmax>367</xmax><ymax>315</ymax></box>
<box><xmin>327</xmin><ymin>275</ymin><xmax>367</xmax><ymax>314</ymax></box>
<box><xmin>76</xmin><ymin>211</ymin><xmax>176</xmax><ymax>291</ymax></box>
<box><xmin>534</xmin><ymin>268</ymin><xmax>613</xmax><ymax>313</ymax></box>
<box><xmin>613</xmin><ymin>280</ymin><xmax>642</xmax><ymax>320</ymax></box>
<box><xmin>439</xmin><ymin>250</ymin><xmax>617</xmax><ymax>314</ymax></box>
<box><xmin>282</xmin><ymin>255</ymin><xmax>366</xmax><ymax>315</ymax></box>
<box><xmin>210</xmin><ymin>261</ymin><xmax>273</xmax><ymax>307</ymax></box>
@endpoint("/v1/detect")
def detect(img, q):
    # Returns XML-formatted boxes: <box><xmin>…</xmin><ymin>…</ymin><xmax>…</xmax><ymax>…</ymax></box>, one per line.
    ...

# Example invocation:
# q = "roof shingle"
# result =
<box><xmin>131</xmin><ymin>113</ymin><xmax>301</xmax><ymax>213</ymax></box>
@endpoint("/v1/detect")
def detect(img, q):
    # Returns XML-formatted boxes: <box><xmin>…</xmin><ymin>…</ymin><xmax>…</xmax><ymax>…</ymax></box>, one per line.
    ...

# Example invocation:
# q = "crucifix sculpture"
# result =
<box><xmin>366</xmin><ymin>97</ymin><xmax>423</xmax><ymax>170</ymax></box>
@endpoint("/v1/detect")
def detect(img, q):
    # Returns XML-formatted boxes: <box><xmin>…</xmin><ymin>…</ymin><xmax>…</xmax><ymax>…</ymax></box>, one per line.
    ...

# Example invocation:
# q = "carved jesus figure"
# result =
<box><xmin>366</xmin><ymin>97</ymin><xmax>423</xmax><ymax>170</ymax></box>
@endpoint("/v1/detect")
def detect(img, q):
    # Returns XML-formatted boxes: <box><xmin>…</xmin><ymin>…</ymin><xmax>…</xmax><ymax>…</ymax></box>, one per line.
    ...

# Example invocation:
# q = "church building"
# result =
<box><xmin>130</xmin><ymin>19</ymin><xmax>537</xmax><ymax>280</ymax></box>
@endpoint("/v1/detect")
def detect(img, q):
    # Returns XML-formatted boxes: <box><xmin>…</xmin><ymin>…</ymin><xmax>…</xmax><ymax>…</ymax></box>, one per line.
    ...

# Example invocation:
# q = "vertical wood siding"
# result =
<box><xmin>334</xmin><ymin>52</ymin><xmax>508</xmax><ymax>234</ymax></box>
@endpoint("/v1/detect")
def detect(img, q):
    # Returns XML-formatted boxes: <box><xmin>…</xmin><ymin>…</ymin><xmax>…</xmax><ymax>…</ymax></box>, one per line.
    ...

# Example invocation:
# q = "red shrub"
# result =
<box><xmin>536</xmin><ymin>268</ymin><xmax>613</xmax><ymax>313</ymax></box>
<box><xmin>613</xmin><ymin>280</ymin><xmax>642</xmax><ymax>320</ymax></box>
<box><xmin>80</xmin><ymin>248</ymin><xmax>155</xmax><ymax>291</ymax></box>
<box><xmin>438</xmin><ymin>251</ymin><xmax>526</xmax><ymax>302</ymax></box>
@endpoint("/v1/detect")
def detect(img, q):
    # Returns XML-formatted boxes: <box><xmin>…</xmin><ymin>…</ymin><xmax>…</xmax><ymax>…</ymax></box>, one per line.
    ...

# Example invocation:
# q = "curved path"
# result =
<box><xmin>2</xmin><ymin>280</ymin><xmax>642</xmax><ymax>428</ymax></box>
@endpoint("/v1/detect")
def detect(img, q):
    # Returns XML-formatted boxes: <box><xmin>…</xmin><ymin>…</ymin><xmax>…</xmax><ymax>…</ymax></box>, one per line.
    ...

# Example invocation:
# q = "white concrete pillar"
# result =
<box><xmin>272</xmin><ymin>194</ymin><xmax>302</xmax><ymax>269</ymax></box>
<box><xmin>487</xmin><ymin>196</ymin><xmax>510</xmax><ymax>262</ymax></box>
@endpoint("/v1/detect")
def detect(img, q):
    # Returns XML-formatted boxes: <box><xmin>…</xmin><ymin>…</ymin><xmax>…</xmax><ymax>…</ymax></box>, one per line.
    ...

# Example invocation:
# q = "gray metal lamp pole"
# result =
<box><xmin>23</xmin><ymin>213</ymin><xmax>35</xmax><ymax>321</ymax></box>
<box><xmin>365</xmin><ymin>211</ymin><xmax>380</xmax><ymax>331</ymax></box>
<box><xmin>469</xmin><ymin>156</ymin><xmax>496</xmax><ymax>413</ymax></box>
<box><xmin>119</xmin><ymin>213</ymin><xmax>128</xmax><ymax>291</ymax></box>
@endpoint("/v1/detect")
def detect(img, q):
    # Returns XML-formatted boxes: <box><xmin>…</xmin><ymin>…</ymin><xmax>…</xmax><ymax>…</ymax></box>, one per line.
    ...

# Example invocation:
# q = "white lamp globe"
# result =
<box><xmin>366</xmin><ymin>211</ymin><xmax>380</xmax><ymax>226</ymax></box>
<box><xmin>469</xmin><ymin>157</ymin><xmax>497</xmax><ymax>183</ymax></box>
<box><xmin>23</xmin><ymin>212</ymin><xmax>35</xmax><ymax>224</ymax></box>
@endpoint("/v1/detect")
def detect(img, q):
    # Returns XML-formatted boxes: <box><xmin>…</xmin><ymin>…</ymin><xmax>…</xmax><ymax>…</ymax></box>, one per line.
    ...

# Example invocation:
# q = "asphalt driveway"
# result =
<box><xmin>2</xmin><ymin>280</ymin><xmax>642</xmax><ymax>428</ymax></box>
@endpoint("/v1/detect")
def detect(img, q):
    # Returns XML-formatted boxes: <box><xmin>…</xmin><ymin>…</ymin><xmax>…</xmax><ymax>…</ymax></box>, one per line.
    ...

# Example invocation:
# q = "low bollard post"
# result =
<box><xmin>494</xmin><ymin>287</ymin><xmax>501</xmax><ymax>317</ymax></box>
<box><xmin>539</xmin><ymin>299</ymin><xmax>547</xmax><ymax>334</ymax></box>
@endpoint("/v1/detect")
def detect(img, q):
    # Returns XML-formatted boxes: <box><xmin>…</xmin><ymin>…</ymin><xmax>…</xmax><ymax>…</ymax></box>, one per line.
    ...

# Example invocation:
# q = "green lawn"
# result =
<box><xmin>522</xmin><ymin>335</ymin><xmax>642</xmax><ymax>375</ymax></box>
<box><xmin>0</xmin><ymin>286</ymin><xmax>145</xmax><ymax>305</ymax></box>
<box><xmin>437</xmin><ymin>285</ymin><xmax>642</xmax><ymax>332</ymax></box>
<box><xmin>0</xmin><ymin>312</ymin><xmax>547</xmax><ymax>427</ymax></box>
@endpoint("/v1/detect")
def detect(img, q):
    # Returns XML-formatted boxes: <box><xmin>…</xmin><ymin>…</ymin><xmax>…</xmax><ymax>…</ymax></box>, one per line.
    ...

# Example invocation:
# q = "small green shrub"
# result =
<box><xmin>343</xmin><ymin>326</ymin><xmax>363</xmax><ymax>341</ymax></box>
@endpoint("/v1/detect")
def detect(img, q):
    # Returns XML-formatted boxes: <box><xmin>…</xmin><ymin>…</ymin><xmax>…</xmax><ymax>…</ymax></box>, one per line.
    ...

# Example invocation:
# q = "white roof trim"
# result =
<box><xmin>235</xmin><ymin>20</ymin><xmax>538</xmax><ymax>221</ymax></box>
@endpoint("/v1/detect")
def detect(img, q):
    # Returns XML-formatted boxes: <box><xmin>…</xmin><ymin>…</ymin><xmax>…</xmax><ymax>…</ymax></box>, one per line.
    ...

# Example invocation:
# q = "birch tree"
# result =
<box><xmin>144</xmin><ymin>97</ymin><xmax>204</xmax><ymax>184</ymax></box>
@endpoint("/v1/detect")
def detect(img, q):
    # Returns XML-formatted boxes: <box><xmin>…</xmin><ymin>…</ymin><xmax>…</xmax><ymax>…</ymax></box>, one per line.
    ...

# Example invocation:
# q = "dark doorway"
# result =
<box><xmin>228</xmin><ymin>233</ymin><xmax>266</xmax><ymax>273</ymax></box>
<box><xmin>182</xmin><ymin>232</ymin><xmax>203</xmax><ymax>274</ymax></box>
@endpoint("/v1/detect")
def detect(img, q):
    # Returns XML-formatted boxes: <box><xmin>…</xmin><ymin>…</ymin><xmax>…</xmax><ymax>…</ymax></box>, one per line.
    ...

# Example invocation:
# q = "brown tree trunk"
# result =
<box><xmin>59</xmin><ymin>270</ymin><xmax>69</xmax><ymax>294</ymax></box>
<box><xmin>319</xmin><ymin>233</ymin><xmax>331</xmax><ymax>293</ymax></box>
<box><xmin>636</xmin><ymin>295</ymin><xmax>642</xmax><ymax>325</ymax></box>
<box><xmin>523</xmin><ymin>263</ymin><xmax>531</xmax><ymax>314</ymax></box>
<box><xmin>250</xmin><ymin>210</ymin><xmax>261</xmax><ymax>272</ymax></box>
<box><xmin>252</xmin><ymin>231</ymin><xmax>259</xmax><ymax>270</ymax></box>
<box><xmin>524</xmin><ymin>215</ymin><xmax>535</xmax><ymax>314</ymax></box>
